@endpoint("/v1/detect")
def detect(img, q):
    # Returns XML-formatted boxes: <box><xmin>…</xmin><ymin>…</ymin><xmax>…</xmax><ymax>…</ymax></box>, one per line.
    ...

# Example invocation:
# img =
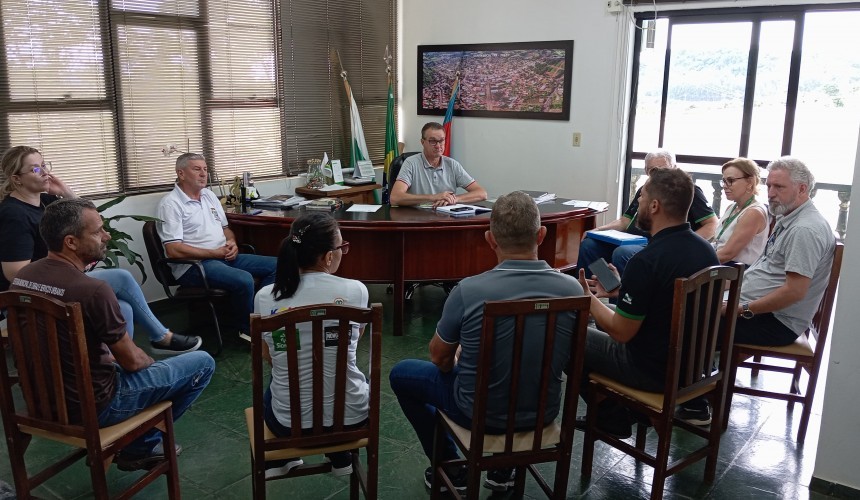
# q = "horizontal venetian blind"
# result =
<box><xmin>0</xmin><ymin>0</ymin><xmax>120</xmax><ymax>196</ymax></box>
<box><xmin>113</xmin><ymin>0</ymin><xmax>281</xmax><ymax>190</ymax></box>
<box><xmin>281</xmin><ymin>0</ymin><xmax>396</xmax><ymax>174</ymax></box>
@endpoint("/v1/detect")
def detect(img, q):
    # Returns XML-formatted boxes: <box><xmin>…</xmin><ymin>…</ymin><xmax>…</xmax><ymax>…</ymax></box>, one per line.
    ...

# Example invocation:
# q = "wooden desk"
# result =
<box><xmin>295</xmin><ymin>184</ymin><xmax>381</xmax><ymax>204</ymax></box>
<box><xmin>227</xmin><ymin>197</ymin><xmax>600</xmax><ymax>336</ymax></box>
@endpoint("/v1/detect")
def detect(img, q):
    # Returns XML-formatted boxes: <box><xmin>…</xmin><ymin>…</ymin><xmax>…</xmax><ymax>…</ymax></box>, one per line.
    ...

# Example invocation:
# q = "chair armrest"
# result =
<box><xmin>239</xmin><ymin>243</ymin><xmax>257</xmax><ymax>254</ymax></box>
<box><xmin>157</xmin><ymin>257</ymin><xmax>216</xmax><ymax>292</ymax></box>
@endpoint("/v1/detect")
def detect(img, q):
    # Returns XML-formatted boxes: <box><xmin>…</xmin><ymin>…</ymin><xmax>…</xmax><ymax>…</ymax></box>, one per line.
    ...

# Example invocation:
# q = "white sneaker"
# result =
<box><xmin>326</xmin><ymin>456</ymin><xmax>353</xmax><ymax>477</ymax></box>
<box><xmin>264</xmin><ymin>458</ymin><xmax>303</xmax><ymax>479</ymax></box>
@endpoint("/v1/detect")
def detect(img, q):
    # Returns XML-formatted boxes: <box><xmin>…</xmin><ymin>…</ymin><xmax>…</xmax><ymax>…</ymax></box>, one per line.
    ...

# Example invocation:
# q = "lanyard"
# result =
<box><xmin>716</xmin><ymin>196</ymin><xmax>755</xmax><ymax>242</ymax></box>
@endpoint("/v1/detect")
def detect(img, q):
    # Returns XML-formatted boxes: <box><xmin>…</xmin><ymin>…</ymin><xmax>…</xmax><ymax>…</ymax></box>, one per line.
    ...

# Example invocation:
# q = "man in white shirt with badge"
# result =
<box><xmin>156</xmin><ymin>153</ymin><xmax>276</xmax><ymax>340</ymax></box>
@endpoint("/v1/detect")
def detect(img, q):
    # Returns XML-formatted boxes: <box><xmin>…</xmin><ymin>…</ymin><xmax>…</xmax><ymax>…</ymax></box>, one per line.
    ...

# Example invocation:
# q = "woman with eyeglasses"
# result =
<box><xmin>712</xmin><ymin>157</ymin><xmax>769</xmax><ymax>265</ymax></box>
<box><xmin>0</xmin><ymin>145</ymin><xmax>202</xmax><ymax>354</ymax></box>
<box><xmin>253</xmin><ymin>211</ymin><xmax>368</xmax><ymax>479</ymax></box>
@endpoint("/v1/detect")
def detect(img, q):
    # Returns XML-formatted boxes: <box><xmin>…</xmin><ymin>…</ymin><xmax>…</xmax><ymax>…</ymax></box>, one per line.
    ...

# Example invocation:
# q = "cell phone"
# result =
<box><xmin>588</xmin><ymin>258</ymin><xmax>621</xmax><ymax>292</ymax></box>
<box><xmin>449</xmin><ymin>206</ymin><xmax>472</xmax><ymax>212</ymax></box>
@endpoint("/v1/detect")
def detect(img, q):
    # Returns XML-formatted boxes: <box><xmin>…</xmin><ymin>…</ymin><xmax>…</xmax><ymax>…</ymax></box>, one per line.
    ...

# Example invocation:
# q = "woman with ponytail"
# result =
<box><xmin>253</xmin><ymin>211</ymin><xmax>369</xmax><ymax>478</ymax></box>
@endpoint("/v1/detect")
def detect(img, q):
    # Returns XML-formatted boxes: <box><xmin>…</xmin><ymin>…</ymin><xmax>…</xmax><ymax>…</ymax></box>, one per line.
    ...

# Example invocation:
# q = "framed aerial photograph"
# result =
<box><xmin>417</xmin><ymin>40</ymin><xmax>573</xmax><ymax>121</ymax></box>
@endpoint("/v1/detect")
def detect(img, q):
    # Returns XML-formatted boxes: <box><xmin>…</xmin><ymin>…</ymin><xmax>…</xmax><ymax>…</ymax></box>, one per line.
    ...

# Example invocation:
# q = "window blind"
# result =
<box><xmin>280</xmin><ymin>0</ymin><xmax>396</xmax><ymax>174</ymax></box>
<box><xmin>0</xmin><ymin>0</ymin><xmax>120</xmax><ymax>195</ymax></box>
<box><xmin>1</xmin><ymin>0</ymin><xmax>396</xmax><ymax>195</ymax></box>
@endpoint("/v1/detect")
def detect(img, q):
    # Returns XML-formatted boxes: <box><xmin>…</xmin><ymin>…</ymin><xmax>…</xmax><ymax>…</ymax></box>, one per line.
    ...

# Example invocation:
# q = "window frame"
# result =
<box><xmin>624</xmin><ymin>2</ymin><xmax>860</xmax><ymax>208</ymax></box>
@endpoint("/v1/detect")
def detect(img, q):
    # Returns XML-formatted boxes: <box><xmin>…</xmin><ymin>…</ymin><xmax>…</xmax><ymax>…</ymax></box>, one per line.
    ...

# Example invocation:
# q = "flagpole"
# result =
<box><xmin>382</xmin><ymin>46</ymin><xmax>396</xmax><ymax>204</ymax></box>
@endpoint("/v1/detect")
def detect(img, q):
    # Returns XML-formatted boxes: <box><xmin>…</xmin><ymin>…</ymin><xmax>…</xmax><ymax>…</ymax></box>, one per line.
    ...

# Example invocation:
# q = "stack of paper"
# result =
<box><xmin>252</xmin><ymin>195</ymin><xmax>306</xmax><ymax>209</ymax></box>
<box><xmin>435</xmin><ymin>204</ymin><xmax>492</xmax><ymax>216</ymax></box>
<box><xmin>532</xmin><ymin>193</ymin><xmax>557</xmax><ymax>204</ymax></box>
<box><xmin>562</xmin><ymin>200</ymin><xmax>610</xmax><ymax>211</ymax></box>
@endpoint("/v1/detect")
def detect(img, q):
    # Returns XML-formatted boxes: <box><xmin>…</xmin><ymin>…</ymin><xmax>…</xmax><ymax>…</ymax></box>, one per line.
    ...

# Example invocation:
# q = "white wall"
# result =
<box><xmin>813</xmin><ymin>126</ymin><xmax>860</xmax><ymax>491</ymax></box>
<box><xmin>399</xmin><ymin>0</ymin><xmax>633</xmax><ymax>223</ymax></box>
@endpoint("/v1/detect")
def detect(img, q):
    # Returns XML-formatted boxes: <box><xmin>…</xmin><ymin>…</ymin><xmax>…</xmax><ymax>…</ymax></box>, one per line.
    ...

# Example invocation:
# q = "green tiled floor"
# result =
<box><xmin>0</xmin><ymin>284</ymin><xmax>840</xmax><ymax>498</ymax></box>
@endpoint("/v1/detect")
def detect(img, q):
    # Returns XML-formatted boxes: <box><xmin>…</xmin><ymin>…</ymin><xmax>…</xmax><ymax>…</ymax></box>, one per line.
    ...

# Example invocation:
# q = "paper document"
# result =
<box><xmin>347</xmin><ymin>204</ymin><xmax>382</xmax><ymax>213</ymax></box>
<box><xmin>317</xmin><ymin>184</ymin><xmax>347</xmax><ymax>192</ymax></box>
<box><xmin>532</xmin><ymin>193</ymin><xmax>557</xmax><ymax>204</ymax></box>
<box><xmin>563</xmin><ymin>200</ymin><xmax>610</xmax><ymax>211</ymax></box>
<box><xmin>356</xmin><ymin>160</ymin><xmax>375</xmax><ymax>179</ymax></box>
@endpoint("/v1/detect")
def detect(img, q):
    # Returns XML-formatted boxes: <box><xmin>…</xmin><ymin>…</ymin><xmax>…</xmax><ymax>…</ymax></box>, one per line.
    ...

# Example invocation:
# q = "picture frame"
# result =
<box><xmin>417</xmin><ymin>40</ymin><xmax>574</xmax><ymax>121</ymax></box>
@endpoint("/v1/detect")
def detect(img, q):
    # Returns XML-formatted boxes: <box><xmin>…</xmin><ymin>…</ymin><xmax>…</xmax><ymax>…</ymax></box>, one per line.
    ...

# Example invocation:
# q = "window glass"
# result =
<box><xmin>747</xmin><ymin>20</ymin><xmax>794</xmax><ymax>160</ymax></box>
<box><xmin>793</xmin><ymin>11</ymin><xmax>860</xmax><ymax>185</ymax></box>
<box><xmin>662</xmin><ymin>22</ymin><xmax>751</xmax><ymax>158</ymax></box>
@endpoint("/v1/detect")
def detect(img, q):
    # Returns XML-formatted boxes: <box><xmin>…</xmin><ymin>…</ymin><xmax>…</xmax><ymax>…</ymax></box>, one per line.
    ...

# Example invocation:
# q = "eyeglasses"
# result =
<box><xmin>333</xmin><ymin>241</ymin><xmax>350</xmax><ymax>255</ymax></box>
<box><xmin>424</xmin><ymin>138</ymin><xmax>446</xmax><ymax>146</ymax></box>
<box><xmin>24</xmin><ymin>162</ymin><xmax>52</xmax><ymax>175</ymax></box>
<box><xmin>721</xmin><ymin>175</ymin><xmax>751</xmax><ymax>187</ymax></box>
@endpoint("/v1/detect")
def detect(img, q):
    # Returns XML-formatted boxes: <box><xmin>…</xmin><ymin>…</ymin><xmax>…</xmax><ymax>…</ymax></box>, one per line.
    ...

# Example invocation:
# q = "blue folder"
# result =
<box><xmin>586</xmin><ymin>229</ymin><xmax>647</xmax><ymax>246</ymax></box>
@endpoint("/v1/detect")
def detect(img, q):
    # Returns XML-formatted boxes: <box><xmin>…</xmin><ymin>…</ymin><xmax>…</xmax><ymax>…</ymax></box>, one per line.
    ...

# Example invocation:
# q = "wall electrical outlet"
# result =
<box><xmin>607</xmin><ymin>0</ymin><xmax>623</xmax><ymax>13</ymax></box>
<box><xmin>572</xmin><ymin>132</ymin><xmax>582</xmax><ymax>147</ymax></box>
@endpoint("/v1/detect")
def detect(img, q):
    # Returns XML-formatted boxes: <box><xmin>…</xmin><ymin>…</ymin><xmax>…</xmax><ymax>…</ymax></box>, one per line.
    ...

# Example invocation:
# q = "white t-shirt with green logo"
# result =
<box><xmin>254</xmin><ymin>272</ymin><xmax>369</xmax><ymax>428</ymax></box>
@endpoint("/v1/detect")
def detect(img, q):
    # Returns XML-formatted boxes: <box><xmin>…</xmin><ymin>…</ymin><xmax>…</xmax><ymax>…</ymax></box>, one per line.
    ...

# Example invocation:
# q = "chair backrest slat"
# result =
<box><xmin>472</xmin><ymin>297</ymin><xmax>591</xmax><ymax>454</ymax></box>
<box><xmin>311</xmin><ymin>317</ymin><xmax>324</xmax><ymax>433</ymax></box>
<box><xmin>809</xmin><ymin>241</ymin><xmax>843</xmax><ymax>344</ymax></box>
<box><xmin>285</xmin><ymin>318</ymin><xmax>304</xmax><ymax>437</ymax></box>
<box><xmin>667</xmin><ymin>265</ymin><xmax>743</xmax><ymax>406</ymax></box>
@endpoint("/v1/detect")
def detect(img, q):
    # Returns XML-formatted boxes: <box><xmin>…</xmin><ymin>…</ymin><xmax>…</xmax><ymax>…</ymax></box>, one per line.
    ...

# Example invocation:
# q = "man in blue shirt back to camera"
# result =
<box><xmin>389</xmin><ymin>190</ymin><xmax>583</xmax><ymax>495</ymax></box>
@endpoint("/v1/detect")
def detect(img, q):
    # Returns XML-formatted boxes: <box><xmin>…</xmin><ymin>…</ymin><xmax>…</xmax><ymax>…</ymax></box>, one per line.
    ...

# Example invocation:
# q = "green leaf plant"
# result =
<box><xmin>94</xmin><ymin>195</ymin><xmax>160</xmax><ymax>283</ymax></box>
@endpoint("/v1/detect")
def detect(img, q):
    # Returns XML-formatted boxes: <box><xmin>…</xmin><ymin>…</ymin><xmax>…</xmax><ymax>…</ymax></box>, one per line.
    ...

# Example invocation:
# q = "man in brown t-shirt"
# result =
<box><xmin>11</xmin><ymin>198</ymin><xmax>215</xmax><ymax>471</ymax></box>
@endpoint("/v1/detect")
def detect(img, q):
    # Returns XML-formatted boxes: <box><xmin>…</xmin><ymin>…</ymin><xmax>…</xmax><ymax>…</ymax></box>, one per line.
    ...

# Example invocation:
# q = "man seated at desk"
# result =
<box><xmin>389</xmin><ymin>122</ymin><xmax>487</xmax><ymax>207</ymax></box>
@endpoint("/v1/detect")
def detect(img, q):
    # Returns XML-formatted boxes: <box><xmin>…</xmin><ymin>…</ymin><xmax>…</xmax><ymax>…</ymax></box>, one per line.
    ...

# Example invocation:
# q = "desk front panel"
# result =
<box><xmin>228</xmin><ymin>204</ymin><xmax>595</xmax><ymax>282</ymax></box>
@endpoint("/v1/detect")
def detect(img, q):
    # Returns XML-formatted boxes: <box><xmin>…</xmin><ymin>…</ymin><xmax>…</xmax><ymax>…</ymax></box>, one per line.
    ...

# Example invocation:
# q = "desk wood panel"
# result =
<box><xmin>228</xmin><ymin>199</ymin><xmax>599</xmax><ymax>335</ymax></box>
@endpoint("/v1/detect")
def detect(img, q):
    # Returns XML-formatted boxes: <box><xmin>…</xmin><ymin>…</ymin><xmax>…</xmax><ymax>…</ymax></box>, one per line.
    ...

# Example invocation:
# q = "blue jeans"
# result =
<box><xmin>88</xmin><ymin>268</ymin><xmax>169</xmax><ymax>343</ymax></box>
<box><xmin>97</xmin><ymin>351</ymin><xmax>215</xmax><ymax>455</ymax></box>
<box><xmin>176</xmin><ymin>254</ymin><xmax>276</xmax><ymax>331</ymax></box>
<box><xmin>389</xmin><ymin>359</ymin><xmax>473</xmax><ymax>463</ymax></box>
<box><xmin>576</xmin><ymin>238</ymin><xmax>644</xmax><ymax>277</ymax></box>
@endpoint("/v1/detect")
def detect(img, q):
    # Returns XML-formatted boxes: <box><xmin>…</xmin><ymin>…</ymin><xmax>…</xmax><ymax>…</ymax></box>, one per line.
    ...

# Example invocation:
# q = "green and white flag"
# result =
<box><xmin>344</xmin><ymin>78</ymin><xmax>370</xmax><ymax>170</ymax></box>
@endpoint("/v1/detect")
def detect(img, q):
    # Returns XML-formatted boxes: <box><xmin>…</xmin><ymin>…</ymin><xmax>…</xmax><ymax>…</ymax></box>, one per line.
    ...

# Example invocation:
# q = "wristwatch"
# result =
<box><xmin>740</xmin><ymin>303</ymin><xmax>754</xmax><ymax>319</ymax></box>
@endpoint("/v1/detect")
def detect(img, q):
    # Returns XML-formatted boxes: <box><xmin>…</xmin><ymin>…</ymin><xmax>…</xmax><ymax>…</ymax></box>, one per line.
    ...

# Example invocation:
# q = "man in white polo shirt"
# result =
<box><xmin>390</xmin><ymin>122</ymin><xmax>487</xmax><ymax>208</ymax></box>
<box><xmin>156</xmin><ymin>153</ymin><xmax>276</xmax><ymax>340</ymax></box>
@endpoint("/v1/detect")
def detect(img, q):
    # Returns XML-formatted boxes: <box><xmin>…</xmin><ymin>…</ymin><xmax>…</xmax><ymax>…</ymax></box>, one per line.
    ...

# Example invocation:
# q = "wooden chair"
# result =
<box><xmin>142</xmin><ymin>220</ymin><xmax>229</xmax><ymax>355</ymax></box>
<box><xmin>580</xmin><ymin>264</ymin><xmax>744</xmax><ymax>500</ymax></box>
<box><xmin>245</xmin><ymin>303</ymin><xmax>382</xmax><ymax>500</ymax></box>
<box><xmin>723</xmin><ymin>241</ymin><xmax>843</xmax><ymax>443</ymax></box>
<box><xmin>430</xmin><ymin>296</ymin><xmax>591</xmax><ymax>500</ymax></box>
<box><xmin>0</xmin><ymin>291</ymin><xmax>180</xmax><ymax>499</ymax></box>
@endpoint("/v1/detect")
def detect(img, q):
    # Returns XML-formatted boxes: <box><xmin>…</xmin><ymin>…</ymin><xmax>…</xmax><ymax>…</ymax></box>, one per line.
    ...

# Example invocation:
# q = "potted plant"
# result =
<box><xmin>95</xmin><ymin>195</ymin><xmax>160</xmax><ymax>283</ymax></box>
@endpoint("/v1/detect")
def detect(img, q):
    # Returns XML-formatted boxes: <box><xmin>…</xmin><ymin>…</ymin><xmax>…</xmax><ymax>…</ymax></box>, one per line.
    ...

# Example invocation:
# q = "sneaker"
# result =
<box><xmin>150</xmin><ymin>333</ymin><xmax>202</xmax><ymax>355</ymax></box>
<box><xmin>677</xmin><ymin>398</ymin><xmax>712</xmax><ymax>426</ymax></box>
<box><xmin>239</xmin><ymin>331</ymin><xmax>252</xmax><ymax>343</ymax></box>
<box><xmin>424</xmin><ymin>465</ymin><xmax>467</xmax><ymax>494</ymax></box>
<box><xmin>574</xmin><ymin>415</ymin><xmax>633</xmax><ymax>439</ymax></box>
<box><xmin>484</xmin><ymin>468</ymin><xmax>515</xmax><ymax>492</ymax></box>
<box><xmin>264</xmin><ymin>458</ymin><xmax>303</xmax><ymax>479</ymax></box>
<box><xmin>115</xmin><ymin>442</ymin><xmax>182</xmax><ymax>472</ymax></box>
<box><xmin>326</xmin><ymin>454</ymin><xmax>353</xmax><ymax>477</ymax></box>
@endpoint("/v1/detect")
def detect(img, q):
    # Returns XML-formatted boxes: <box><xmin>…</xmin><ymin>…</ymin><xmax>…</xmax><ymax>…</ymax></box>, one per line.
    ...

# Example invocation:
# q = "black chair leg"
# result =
<box><xmin>206</xmin><ymin>300</ymin><xmax>223</xmax><ymax>357</ymax></box>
